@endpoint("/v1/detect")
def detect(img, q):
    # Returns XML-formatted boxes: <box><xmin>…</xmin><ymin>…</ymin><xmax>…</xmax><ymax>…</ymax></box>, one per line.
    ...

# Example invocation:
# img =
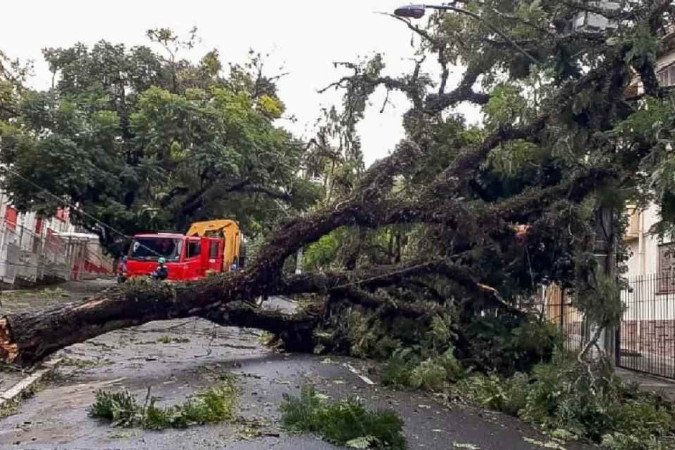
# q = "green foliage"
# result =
<box><xmin>0</xmin><ymin>32</ymin><xmax>320</xmax><ymax>254</ymax></box>
<box><xmin>89</xmin><ymin>378</ymin><xmax>238</xmax><ymax>429</ymax></box>
<box><xmin>624</xmin><ymin>24</ymin><xmax>659</xmax><ymax>67</ymax></box>
<box><xmin>380</xmin><ymin>349</ymin><xmax>418</xmax><ymax>387</ymax></box>
<box><xmin>303</xmin><ymin>228</ymin><xmax>345</xmax><ymax>271</ymax></box>
<box><xmin>322</xmin><ymin>301</ymin><xmax>460</xmax><ymax>364</ymax></box>
<box><xmin>280</xmin><ymin>385</ymin><xmax>406</xmax><ymax>450</ymax></box>
<box><xmin>484</xmin><ymin>84</ymin><xmax>528</xmax><ymax>130</ymax></box>
<box><xmin>437</xmin><ymin>348</ymin><xmax>465</xmax><ymax>382</ymax></box>
<box><xmin>487</xmin><ymin>140</ymin><xmax>543</xmax><ymax>177</ymax></box>
<box><xmin>456</xmin><ymin>356</ymin><xmax>675</xmax><ymax>449</ymax></box>
<box><xmin>461</xmin><ymin>316</ymin><xmax>561</xmax><ymax>376</ymax></box>
<box><xmin>601</xmin><ymin>434</ymin><xmax>667</xmax><ymax>450</ymax></box>
<box><xmin>381</xmin><ymin>347</ymin><xmax>464</xmax><ymax>391</ymax></box>
<box><xmin>408</xmin><ymin>359</ymin><xmax>448</xmax><ymax>392</ymax></box>
<box><xmin>90</xmin><ymin>390</ymin><xmax>140</xmax><ymax>427</ymax></box>
<box><xmin>575</xmin><ymin>272</ymin><xmax>624</xmax><ymax>328</ymax></box>
<box><xmin>456</xmin><ymin>372</ymin><xmax>529</xmax><ymax>416</ymax></box>
<box><xmin>614</xmin><ymin>92</ymin><xmax>675</xmax><ymax>235</ymax></box>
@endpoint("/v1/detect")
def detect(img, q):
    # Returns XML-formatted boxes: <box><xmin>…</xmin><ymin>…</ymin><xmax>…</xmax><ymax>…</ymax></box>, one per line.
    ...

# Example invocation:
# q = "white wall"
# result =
<box><xmin>625</xmin><ymin>203</ymin><xmax>664</xmax><ymax>278</ymax></box>
<box><xmin>623</xmin><ymin>203</ymin><xmax>675</xmax><ymax>320</ymax></box>
<box><xmin>0</xmin><ymin>188</ymin><xmax>110</xmax><ymax>284</ymax></box>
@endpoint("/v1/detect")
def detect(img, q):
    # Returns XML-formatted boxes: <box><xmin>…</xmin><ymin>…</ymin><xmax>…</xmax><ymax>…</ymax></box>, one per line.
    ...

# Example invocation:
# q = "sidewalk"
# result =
<box><xmin>616</xmin><ymin>368</ymin><xmax>675</xmax><ymax>402</ymax></box>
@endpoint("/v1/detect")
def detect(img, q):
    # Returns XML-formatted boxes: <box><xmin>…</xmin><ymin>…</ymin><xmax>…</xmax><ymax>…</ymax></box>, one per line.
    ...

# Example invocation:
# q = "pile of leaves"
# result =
<box><xmin>280</xmin><ymin>385</ymin><xmax>406</xmax><ymax>450</ymax></box>
<box><xmin>362</xmin><ymin>308</ymin><xmax>673</xmax><ymax>450</ymax></box>
<box><xmin>89</xmin><ymin>376</ymin><xmax>238</xmax><ymax>429</ymax></box>
<box><xmin>458</xmin><ymin>316</ymin><xmax>562</xmax><ymax>376</ymax></box>
<box><xmin>372</xmin><ymin>314</ymin><xmax>559</xmax><ymax>389</ymax></box>
<box><xmin>454</xmin><ymin>356</ymin><xmax>675</xmax><ymax>450</ymax></box>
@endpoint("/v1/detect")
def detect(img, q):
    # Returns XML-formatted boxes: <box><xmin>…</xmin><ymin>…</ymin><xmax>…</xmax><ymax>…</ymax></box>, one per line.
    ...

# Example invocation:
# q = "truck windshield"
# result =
<box><xmin>129</xmin><ymin>238</ymin><xmax>181</xmax><ymax>261</ymax></box>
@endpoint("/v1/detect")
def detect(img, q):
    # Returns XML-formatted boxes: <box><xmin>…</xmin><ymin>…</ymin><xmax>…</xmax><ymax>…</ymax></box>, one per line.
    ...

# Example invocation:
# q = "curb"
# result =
<box><xmin>0</xmin><ymin>358</ymin><xmax>62</xmax><ymax>408</ymax></box>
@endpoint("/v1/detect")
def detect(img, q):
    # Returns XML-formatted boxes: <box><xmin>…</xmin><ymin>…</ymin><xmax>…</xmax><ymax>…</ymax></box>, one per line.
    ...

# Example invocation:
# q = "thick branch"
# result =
<box><xmin>179</xmin><ymin>179</ymin><xmax>291</xmax><ymax>217</ymax></box>
<box><xmin>332</xmin><ymin>287</ymin><xmax>444</xmax><ymax>319</ymax></box>
<box><xmin>279</xmin><ymin>258</ymin><xmax>524</xmax><ymax>316</ymax></box>
<box><xmin>425</xmin><ymin>63</ymin><xmax>491</xmax><ymax>112</ymax></box>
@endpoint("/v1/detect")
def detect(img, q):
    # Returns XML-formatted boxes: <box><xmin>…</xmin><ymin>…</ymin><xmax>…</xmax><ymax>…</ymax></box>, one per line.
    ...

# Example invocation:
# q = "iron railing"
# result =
<box><xmin>543</xmin><ymin>277</ymin><xmax>675</xmax><ymax>380</ymax></box>
<box><xmin>618</xmin><ymin>274</ymin><xmax>675</xmax><ymax>379</ymax></box>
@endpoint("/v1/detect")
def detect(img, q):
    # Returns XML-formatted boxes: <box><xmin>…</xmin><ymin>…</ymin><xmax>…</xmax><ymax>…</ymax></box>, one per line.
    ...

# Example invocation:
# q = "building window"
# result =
<box><xmin>657</xmin><ymin>65</ymin><xmax>675</xmax><ymax>87</ymax></box>
<box><xmin>209</xmin><ymin>241</ymin><xmax>219</xmax><ymax>259</ymax></box>
<box><xmin>5</xmin><ymin>206</ymin><xmax>18</xmax><ymax>230</ymax></box>
<box><xmin>35</xmin><ymin>217</ymin><xmax>44</xmax><ymax>234</ymax></box>
<box><xmin>658</xmin><ymin>243</ymin><xmax>675</xmax><ymax>292</ymax></box>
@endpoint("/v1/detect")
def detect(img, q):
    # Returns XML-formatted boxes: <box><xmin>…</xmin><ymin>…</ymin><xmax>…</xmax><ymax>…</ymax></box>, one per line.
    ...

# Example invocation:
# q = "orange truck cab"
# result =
<box><xmin>124</xmin><ymin>220</ymin><xmax>244</xmax><ymax>282</ymax></box>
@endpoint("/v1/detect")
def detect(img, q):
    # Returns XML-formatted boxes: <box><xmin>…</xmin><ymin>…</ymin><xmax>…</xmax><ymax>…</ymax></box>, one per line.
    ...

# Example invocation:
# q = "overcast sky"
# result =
<box><xmin>1</xmin><ymin>0</ymin><xmax>475</xmax><ymax>165</ymax></box>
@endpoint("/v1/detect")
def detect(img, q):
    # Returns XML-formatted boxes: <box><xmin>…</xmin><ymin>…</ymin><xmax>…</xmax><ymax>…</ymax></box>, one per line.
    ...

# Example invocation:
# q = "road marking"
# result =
<box><xmin>0</xmin><ymin>358</ymin><xmax>62</xmax><ymax>407</ymax></box>
<box><xmin>344</xmin><ymin>363</ymin><xmax>375</xmax><ymax>385</ymax></box>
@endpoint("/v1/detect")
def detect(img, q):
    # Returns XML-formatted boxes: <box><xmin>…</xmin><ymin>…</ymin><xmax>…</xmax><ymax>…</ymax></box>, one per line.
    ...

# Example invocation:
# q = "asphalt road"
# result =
<box><xmin>0</xmin><ymin>281</ymin><xmax>597</xmax><ymax>450</ymax></box>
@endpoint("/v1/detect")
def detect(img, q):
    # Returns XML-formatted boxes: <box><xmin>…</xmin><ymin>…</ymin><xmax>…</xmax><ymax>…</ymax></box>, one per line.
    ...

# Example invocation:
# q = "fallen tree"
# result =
<box><xmin>2</xmin><ymin>1</ymin><xmax>675</xmax><ymax>370</ymax></box>
<box><xmin>0</xmin><ymin>155</ymin><xmax>614</xmax><ymax>366</ymax></box>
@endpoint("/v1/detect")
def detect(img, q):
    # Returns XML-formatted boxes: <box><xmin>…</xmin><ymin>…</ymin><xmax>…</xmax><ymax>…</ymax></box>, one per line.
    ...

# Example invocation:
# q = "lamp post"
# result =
<box><xmin>393</xmin><ymin>3</ymin><xmax>540</xmax><ymax>65</ymax></box>
<box><xmin>393</xmin><ymin>4</ymin><xmax>427</xmax><ymax>19</ymax></box>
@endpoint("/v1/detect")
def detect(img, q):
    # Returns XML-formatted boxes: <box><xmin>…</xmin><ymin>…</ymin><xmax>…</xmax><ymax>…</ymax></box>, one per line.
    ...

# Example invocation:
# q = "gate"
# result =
<box><xmin>617</xmin><ymin>274</ymin><xmax>675</xmax><ymax>379</ymax></box>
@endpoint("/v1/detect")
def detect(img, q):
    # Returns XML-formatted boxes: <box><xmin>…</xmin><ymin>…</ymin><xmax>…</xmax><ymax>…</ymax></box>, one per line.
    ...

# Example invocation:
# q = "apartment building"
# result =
<box><xmin>0</xmin><ymin>190</ymin><xmax>112</xmax><ymax>286</ymax></box>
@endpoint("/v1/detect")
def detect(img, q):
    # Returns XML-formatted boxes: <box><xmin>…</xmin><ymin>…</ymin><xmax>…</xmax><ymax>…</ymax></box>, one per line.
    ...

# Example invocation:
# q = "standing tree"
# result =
<box><xmin>0</xmin><ymin>30</ymin><xmax>321</xmax><ymax>254</ymax></box>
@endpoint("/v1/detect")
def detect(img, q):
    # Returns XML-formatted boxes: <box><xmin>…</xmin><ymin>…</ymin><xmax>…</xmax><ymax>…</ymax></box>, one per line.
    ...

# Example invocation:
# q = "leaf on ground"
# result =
<box><xmin>346</xmin><ymin>436</ymin><xmax>375</xmax><ymax>448</ymax></box>
<box><xmin>452</xmin><ymin>443</ymin><xmax>480</xmax><ymax>449</ymax></box>
<box><xmin>523</xmin><ymin>437</ymin><xmax>566</xmax><ymax>450</ymax></box>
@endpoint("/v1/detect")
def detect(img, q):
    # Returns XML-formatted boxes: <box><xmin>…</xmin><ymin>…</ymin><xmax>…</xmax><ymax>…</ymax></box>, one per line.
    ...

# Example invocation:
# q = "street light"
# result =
<box><xmin>394</xmin><ymin>3</ymin><xmax>465</xmax><ymax>19</ymax></box>
<box><xmin>393</xmin><ymin>4</ymin><xmax>427</xmax><ymax>19</ymax></box>
<box><xmin>393</xmin><ymin>2</ymin><xmax>540</xmax><ymax>65</ymax></box>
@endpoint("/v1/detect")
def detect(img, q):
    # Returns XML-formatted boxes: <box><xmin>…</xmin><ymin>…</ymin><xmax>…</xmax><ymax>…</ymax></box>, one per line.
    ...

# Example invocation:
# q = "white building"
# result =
<box><xmin>624</xmin><ymin>205</ymin><xmax>662</xmax><ymax>278</ymax></box>
<box><xmin>0</xmin><ymin>190</ymin><xmax>113</xmax><ymax>286</ymax></box>
<box><xmin>624</xmin><ymin>24</ymin><xmax>675</xmax><ymax>280</ymax></box>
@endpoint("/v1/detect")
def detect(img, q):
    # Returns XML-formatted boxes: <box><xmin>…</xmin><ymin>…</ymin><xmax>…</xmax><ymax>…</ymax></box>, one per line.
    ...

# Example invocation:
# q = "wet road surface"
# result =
<box><xmin>0</xmin><ymin>281</ymin><xmax>596</xmax><ymax>449</ymax></box>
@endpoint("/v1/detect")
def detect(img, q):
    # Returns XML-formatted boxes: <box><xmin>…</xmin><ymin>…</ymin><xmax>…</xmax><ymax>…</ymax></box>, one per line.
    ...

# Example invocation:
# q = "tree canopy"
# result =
<box><xmin>0</xmin><ymin>29</ymin><xmax>321</xmax><ymax>253</ymax></box>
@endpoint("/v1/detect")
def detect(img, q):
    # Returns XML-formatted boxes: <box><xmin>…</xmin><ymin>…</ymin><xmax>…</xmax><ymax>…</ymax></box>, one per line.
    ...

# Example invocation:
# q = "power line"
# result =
<box><xmin>0</xmin><ymin>259</ymin><xmax>110</xmax><ymax>275</ymax></box>
<box><xmin>0</xmin><ymin>166</ymin><xmax>162</xmax><ymax>256</ymax></box>
<box><xmin>2</xmin><ymin>166</ymin><xmax>133</xmax><ymax>242</ymax></box>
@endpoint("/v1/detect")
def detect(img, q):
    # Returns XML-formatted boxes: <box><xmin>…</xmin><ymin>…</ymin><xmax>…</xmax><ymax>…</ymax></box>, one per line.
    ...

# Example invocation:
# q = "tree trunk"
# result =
<box><xmin>0</xmin><ymin>272</ymin><xmax>307</xmax><ymax>366</ymax></box>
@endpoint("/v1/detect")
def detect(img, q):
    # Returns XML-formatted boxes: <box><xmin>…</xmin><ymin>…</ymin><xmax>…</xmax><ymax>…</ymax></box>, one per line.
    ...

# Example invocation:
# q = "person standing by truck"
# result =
<box><xmin>150</xmin><ymin>257</ymin><xmax>169</xmax><ymax>281</ymax></box>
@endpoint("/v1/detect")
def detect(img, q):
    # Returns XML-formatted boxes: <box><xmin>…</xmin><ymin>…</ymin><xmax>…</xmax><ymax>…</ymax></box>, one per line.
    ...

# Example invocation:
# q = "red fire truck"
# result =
<box><xmin>123</xmin><ymin>220</ymin><xmax>245</xmax><ymax>282</ymax></box>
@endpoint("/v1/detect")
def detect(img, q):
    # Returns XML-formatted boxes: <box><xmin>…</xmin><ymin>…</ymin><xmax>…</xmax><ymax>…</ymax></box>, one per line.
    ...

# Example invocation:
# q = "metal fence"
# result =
<box><xmin>617</xmin><ymin>274</ymin><xmax>675</xmax><ymax>379</ymax></box>
<box><xmin>543</xmin><ymin>278</ymin><xmax>675</xmax><ymax>380</ymax></box>
<box><xmin>0</xmin><ymin>219</ymin><xmax>113</xmax><ymax>285</ymax></box>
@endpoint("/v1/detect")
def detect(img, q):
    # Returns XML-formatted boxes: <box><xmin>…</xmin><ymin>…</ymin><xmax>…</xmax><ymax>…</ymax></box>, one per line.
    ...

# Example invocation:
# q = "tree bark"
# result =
<box><xmin>0</xmin><ymin>274</ymin><xmax>320</xmax><ymax>366</ymax></box>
